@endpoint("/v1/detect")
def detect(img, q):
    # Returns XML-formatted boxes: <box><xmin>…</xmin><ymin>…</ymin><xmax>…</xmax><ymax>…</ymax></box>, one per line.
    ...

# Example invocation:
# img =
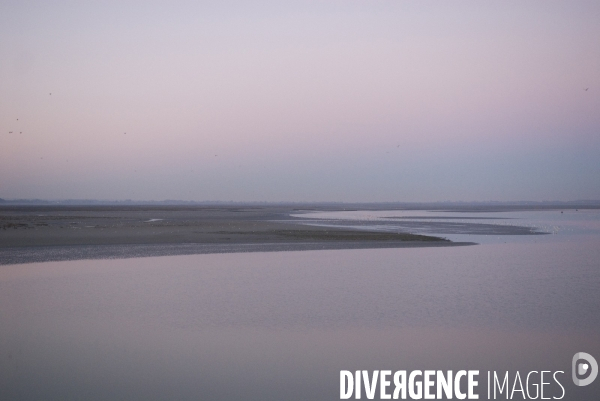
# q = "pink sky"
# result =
<box><xmin>1</xmin><ymin>1</ymin><xmax>599</xmax><ymax>201</ymax></box>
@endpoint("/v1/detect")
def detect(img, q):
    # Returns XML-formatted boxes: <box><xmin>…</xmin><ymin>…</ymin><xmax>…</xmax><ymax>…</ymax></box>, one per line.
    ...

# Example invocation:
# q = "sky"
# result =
<box><xmin>1</xmin><ymin>1</ymin><xmax>599</xmax><ymax>202</ymax></box>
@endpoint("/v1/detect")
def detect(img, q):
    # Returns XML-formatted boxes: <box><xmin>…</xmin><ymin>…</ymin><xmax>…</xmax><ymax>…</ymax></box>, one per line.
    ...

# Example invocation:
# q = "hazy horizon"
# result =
<box><xmin>2</xmin><ymin>1</ymin><xmax>599</xmax><ymax>202</ymax></box>
<box><xmin>2</xmin><ymin>197</ymin><xmax>600</xmax><ymax>206</ymax></box>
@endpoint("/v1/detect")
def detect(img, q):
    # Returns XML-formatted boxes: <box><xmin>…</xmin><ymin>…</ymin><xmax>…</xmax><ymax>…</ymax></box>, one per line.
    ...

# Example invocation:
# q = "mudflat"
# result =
<box><xmin>0</xmin><ymin>205</ymin><xmax>460</xmax><ymax>265</ymax></box>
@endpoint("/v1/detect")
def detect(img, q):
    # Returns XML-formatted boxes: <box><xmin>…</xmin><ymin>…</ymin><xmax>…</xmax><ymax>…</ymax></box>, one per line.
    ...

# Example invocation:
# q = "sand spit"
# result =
<box><xmin>0</xmin><ymin>241</ymin><xmax>470</xmax><ymax>266</ymax></box>
<box><xmin>0</xmin><ymin>205</ymin><xmax>470</xmax><ymax>265</ymax></box>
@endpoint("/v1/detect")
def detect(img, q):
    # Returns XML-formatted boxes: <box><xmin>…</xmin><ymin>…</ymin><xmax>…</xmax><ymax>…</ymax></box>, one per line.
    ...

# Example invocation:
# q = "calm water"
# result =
<box><xmin>1</xmin><ymin>211</ymin><xmax>599</xmax><ymax>400</ymax></box>
<box><xmin>291</xmin><ymin>209</ymin><xmax>600</xmax><ymax>244</ymax></box>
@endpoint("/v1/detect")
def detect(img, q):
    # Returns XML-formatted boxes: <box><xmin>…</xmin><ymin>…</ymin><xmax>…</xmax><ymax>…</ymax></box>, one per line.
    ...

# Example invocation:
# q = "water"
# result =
<box><xmin>1</xmin><ymin>210</ymin><xmax>599</xmax><ymax>400</ymax></box>
<box><xmin>290</xmin><ymin>209</ymin><xmax>600</xmax><ymax>244</ymax></box>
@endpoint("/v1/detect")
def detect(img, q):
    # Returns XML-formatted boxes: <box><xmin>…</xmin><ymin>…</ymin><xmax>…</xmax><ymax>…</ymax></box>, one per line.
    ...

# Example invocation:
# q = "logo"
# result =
<box><xmin>572</xmin><ymin>352</ymin><xmax>598</xmax><ymax>386</ymax></box>
<box><xmin>338</xmin><ymin>354</ymin><xmax>597</xmax><ymax>400</ymax></box>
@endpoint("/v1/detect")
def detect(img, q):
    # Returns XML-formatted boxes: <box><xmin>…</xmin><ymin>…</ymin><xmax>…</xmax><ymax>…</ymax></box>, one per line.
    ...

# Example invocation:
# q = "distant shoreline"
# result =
<box><xmin>2</xmin><ymin>199</ymin><xmax>600</xmax><ymax>209</ymax></box>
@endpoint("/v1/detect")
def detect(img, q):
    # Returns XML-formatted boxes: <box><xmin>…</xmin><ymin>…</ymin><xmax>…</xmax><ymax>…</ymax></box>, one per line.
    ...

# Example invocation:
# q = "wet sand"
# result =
<box><xmin>0</xmin><ymin>205</ymin><xmax>465</xmax><ymax>265</ymax></box>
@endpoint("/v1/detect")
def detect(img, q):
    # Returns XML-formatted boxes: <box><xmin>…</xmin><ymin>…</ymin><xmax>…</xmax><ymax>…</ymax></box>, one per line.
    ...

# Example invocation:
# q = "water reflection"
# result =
<box><xmin>290</xmin><ymin>209</ymin><xmax>600</xmax><ymax>244</ymax></box>
<box><xmin>1</xmin><ymin>213</ymin><xmax>599</xmax><ymax>400</ymax></box>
